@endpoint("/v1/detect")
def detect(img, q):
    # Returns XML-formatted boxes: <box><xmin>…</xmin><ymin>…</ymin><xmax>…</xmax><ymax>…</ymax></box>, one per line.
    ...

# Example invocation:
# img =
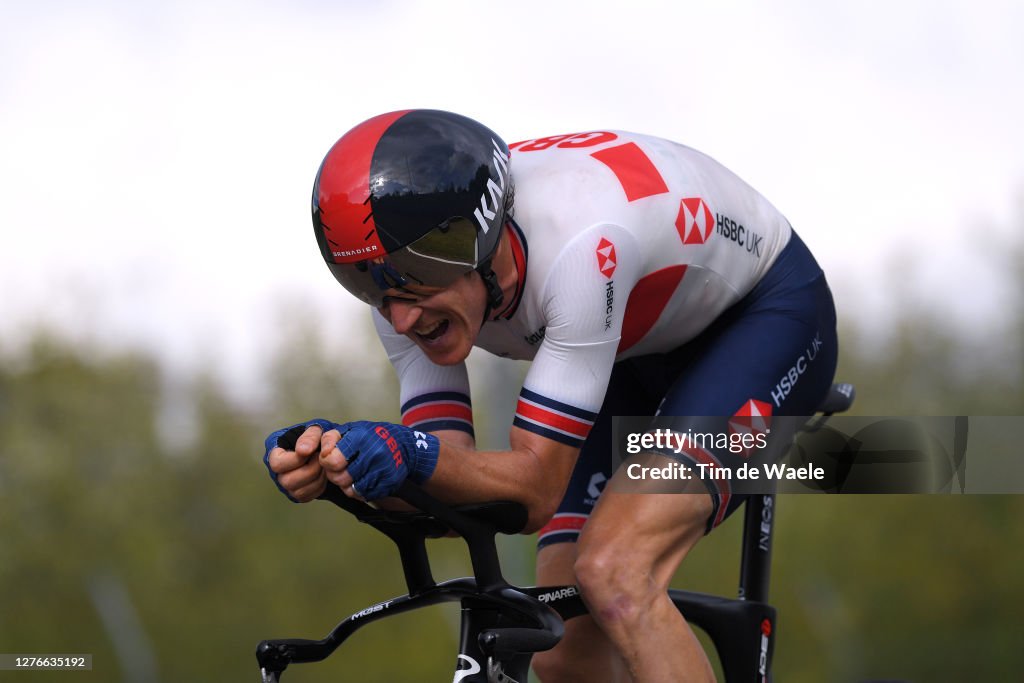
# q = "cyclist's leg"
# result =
<box><xmin>532</xmin><ymin>358</ymin><xmax>661</xmax><ymax>683</ymax></box>
<box><xmin>534</xmin><ymin>544</ymin><xmax>631</xmax><ymax>682</ymax></box>
<box><xmin>576</xmin><ymin>483</ymin><xmax>715</xmax><ymax>682</ymax></box>
<box><xmin>574</xmin><ymin>233</ymin><xmax>838</xmax><ymax>681</ymax></box>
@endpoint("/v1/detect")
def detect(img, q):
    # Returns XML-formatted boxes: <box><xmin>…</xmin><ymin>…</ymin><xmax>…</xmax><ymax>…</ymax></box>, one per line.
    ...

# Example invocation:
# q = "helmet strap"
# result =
<box><xmin>476</xmin><ymin>260</ymin><xmax>504</xmax><ymax>326</ymax></box>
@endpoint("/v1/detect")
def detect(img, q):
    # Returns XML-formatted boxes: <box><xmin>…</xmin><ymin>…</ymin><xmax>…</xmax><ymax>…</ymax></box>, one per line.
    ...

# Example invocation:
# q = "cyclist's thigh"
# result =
<box><xmin>646</xmin><ymin>235</ymin><xmax>838</xmax><ymax>531</ymax></box>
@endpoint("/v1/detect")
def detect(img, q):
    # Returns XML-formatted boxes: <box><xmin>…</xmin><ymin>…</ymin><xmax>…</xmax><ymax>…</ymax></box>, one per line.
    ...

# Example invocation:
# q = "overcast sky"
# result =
<box><xmin>1</xmin><ymin>0</ymin><xmax>1021</xmax><ymax>398</ymax></box>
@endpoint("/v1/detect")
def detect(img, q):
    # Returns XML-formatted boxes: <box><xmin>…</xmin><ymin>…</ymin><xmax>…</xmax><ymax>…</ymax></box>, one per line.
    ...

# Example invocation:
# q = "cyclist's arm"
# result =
<box><xmin>431</xmin><ymin>429</ymin><xmax>475</xmax><ymax>449</ymax></box>
<box><xmin>422</xmin><ymin>427</ymin><xmax>579</xmax><ymax>533</ymax></box>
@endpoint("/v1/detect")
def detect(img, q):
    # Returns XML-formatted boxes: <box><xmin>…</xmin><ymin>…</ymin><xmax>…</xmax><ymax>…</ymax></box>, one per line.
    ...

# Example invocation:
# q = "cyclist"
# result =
<box><xmin>263</xmin><ymin>109</ymin><xmax>838</xmax><ymax>682</ymax></box>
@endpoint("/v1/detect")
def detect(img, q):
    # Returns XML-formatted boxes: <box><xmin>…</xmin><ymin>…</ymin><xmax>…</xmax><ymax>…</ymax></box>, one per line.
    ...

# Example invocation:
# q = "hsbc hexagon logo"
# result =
<box><xmin>728</xmin><ymin>399</ymin><xmax>773</xmax><ymax>458</ymax></box>
<box><xmin>596</xmin><ymin>237</ymin><xmax>617</xmax><ymax>278</ymax></box>
<box><xmin>675</xmin><ymin>198</ymin><xmax>714</xmax><ymax>245</ymax></box>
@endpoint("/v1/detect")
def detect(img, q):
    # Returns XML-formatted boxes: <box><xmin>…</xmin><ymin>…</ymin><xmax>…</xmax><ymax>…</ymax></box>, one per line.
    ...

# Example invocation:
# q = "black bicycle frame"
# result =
<box><xmin>256</xmin><ymin>489</ymin><xmax>778</xmax><ymax>683</ymax></box>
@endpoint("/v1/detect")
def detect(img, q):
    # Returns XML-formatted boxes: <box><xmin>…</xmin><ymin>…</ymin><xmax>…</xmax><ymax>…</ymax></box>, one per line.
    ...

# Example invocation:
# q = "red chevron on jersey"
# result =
<box><xmin>596</xmin><ymin>238</ymin><xmax>617</xmax><ymax>279</ymax></box>
<box><xmin>590</xmin><ymin>142</ymin><xmax>670</xmax><ymax>202</ymax></box>
<box><xmin>676</xmin><ymin>197</ymin><xmax>714</xmax><ymax>245</ymax></box>
<box><xmin>618</xmin><ymin>265</ymin><xmax>688</xmax><ymax>353</ymax></box>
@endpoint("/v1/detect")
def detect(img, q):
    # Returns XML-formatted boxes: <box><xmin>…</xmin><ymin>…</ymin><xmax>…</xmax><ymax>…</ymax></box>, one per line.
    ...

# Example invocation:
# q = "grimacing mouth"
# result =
<box><xmin>415</xmin><ymin>319</ymin><xmax>450</xmax><ymax>342</ymax></box>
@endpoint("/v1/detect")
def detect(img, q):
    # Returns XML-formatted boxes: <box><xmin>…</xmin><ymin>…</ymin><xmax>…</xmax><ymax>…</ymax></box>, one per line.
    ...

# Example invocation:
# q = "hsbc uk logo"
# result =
<box><xmin>675</xmin><ymin>198</ymin><xmax>714</xmax><ymax>245</ymax></box>
<box><xmin>675</xmin><ymin>198</ymin><xmax>765</xmax><ymax>257</ymax></box>
<box><xmin>596</xmin><ymin>237</ymin><xmax>617</xmax><ymax>278</ymax></box>
<box><xmin>596</xmin><ymin>239</ymin><xmax>617</xmax><ymax>331</ymax></box>
<box><xmin>771</xmin><ymin>333</ymin><xmax>824</xmax><ymax>407</ymax></box>
<box><xmin>715</xmin><ymin>214</ymin><xmax>764</xmax><ymax>257</ymax></box>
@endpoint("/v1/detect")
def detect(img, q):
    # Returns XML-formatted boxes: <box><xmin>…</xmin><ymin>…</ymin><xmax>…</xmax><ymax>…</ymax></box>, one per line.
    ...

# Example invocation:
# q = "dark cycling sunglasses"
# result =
<box><xmin>327</xmin><ymin>217</ymin><xmax>482</xmax><ymax>307</ymax></box>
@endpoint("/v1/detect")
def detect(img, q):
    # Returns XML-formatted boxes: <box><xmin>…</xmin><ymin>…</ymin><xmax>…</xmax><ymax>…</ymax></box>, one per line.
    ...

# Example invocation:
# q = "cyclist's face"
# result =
<box><xmin>377</xmin><ymin>271</ymin><xmax>487</xmax><ymax>366</ymax></box>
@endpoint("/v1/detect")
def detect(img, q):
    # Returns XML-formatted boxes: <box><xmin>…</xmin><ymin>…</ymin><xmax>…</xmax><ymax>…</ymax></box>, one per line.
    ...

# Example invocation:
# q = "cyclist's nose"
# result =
<box><xmin>385</xmin><ymin>300</ymin><xmax>423</xmax><ymax>334</ymax></box>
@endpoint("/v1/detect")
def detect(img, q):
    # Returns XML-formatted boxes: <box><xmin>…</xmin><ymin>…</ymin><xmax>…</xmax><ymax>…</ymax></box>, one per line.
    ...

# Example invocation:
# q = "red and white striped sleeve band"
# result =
<box><xmin>512</xmin><ymin>388</ymin><xmax>598</xmax><ymax>449</ymax></box>
<box><xmin>400</xmin><ymin>391</ymin><xmax>474</xmax><ymax>437</ymax></box>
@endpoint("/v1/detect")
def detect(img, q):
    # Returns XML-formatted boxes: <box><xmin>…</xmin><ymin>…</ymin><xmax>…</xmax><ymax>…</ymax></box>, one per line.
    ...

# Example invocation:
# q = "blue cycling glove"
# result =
<box><xmin>263</xmin><ymin>419</ymin><xmax>440</xmax><ymax>502</ymax></box>
<box><xmin>336</xmin><ymin>421</ymin><xmax>440</xmax><ymax>500</ymax></box>
<box><xmin>263</xmin><ymin>418</ymin><xmax>341</xmax><ymax>502</ymax></box>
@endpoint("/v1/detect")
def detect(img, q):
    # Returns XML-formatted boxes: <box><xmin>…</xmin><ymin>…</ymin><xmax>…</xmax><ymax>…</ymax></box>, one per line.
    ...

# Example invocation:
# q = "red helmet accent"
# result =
<box><xmin>314</xmin><ymin>110</ymin><xmax>409</xmax><ymax>264</ymax></box>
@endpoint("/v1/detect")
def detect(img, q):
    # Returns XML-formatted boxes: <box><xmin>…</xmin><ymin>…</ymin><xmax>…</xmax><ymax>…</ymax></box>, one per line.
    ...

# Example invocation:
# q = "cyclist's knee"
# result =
<box><xmin>573</xmin><ymin>506</ymin><xmax>707</xmax><ymax>628</ymax></box>
<box><xmin>574</xmin><ymin>544</ymin><xmax>660</xmax><ymax>627</ymax></box>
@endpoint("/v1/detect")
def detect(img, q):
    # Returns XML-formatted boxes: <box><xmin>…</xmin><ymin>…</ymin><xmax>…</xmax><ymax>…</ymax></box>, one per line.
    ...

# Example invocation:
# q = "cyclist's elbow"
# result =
<box><xmin>507</xmin><ymin>435</ymin><xmax>578</xmax><ymax>534</ymax></box>
<box><xmin>522</xmin><ymin>494</ymin><xmax>560</xmax><ymax>535</ymax></box>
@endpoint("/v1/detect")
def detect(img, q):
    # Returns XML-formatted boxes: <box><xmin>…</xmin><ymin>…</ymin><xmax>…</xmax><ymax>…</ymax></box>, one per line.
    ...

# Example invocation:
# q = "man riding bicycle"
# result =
<box><xmin>263</xmin><ymin>109</ymin><xmax>838</xmax><ymax>682</ymax></box>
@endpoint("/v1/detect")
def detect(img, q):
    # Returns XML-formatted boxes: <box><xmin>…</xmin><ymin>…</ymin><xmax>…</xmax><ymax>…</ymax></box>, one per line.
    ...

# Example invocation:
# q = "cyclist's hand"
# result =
<box><xmin>319</xmin><ymin>421</ymin><xmax>440</xmax><ymax>501</ymax></box>
<box><xmin>263</xmin><ymin>419</ymin><xmax>339</xmax><ymax>502</ymax></box>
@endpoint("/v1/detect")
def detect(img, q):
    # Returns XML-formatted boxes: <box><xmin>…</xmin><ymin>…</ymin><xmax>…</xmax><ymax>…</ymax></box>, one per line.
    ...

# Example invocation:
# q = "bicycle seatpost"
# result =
<box><xmin>738</xmin><ymin>489</ymin><xmax>776</xmax><ymax>602</ymax></box>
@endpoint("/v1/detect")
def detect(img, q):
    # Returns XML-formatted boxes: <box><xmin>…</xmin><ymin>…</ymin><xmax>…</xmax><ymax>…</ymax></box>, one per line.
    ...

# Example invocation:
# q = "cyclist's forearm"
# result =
<box><xmin>424</xmin><ymin>437</ymin><xmax>577</xmax><ymax>533</ymax></box>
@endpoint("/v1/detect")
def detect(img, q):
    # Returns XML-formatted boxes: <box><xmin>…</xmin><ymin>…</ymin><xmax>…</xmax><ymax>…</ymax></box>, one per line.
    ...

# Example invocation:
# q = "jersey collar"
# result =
<box><xmin>491</xmin><ymin>219</ymin><xmax>529</xmax><ymax>321</ymax></box>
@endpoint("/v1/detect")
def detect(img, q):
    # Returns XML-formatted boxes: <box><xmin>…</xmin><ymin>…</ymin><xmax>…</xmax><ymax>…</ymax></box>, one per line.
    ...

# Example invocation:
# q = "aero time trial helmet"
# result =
<box><xmin>312</xmin><ymin>109</ymin><xmax>512</xmax><ymax>309</ymax></box>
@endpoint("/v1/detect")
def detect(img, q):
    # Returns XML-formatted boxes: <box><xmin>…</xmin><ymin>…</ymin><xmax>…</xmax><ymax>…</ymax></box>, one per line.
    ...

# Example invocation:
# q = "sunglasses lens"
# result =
<box><xmin>326</xmin><ymin>217</ymin><xmax>482</xmax><ymax>306</ymax></box>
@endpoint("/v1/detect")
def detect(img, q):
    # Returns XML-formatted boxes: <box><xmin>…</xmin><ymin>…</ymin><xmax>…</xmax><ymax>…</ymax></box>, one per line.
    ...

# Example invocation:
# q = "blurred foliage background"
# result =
<box><xmin>1</xmin><ymin>228</ymin><xmax>1021</xmax><ymax>683</ymax></box>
